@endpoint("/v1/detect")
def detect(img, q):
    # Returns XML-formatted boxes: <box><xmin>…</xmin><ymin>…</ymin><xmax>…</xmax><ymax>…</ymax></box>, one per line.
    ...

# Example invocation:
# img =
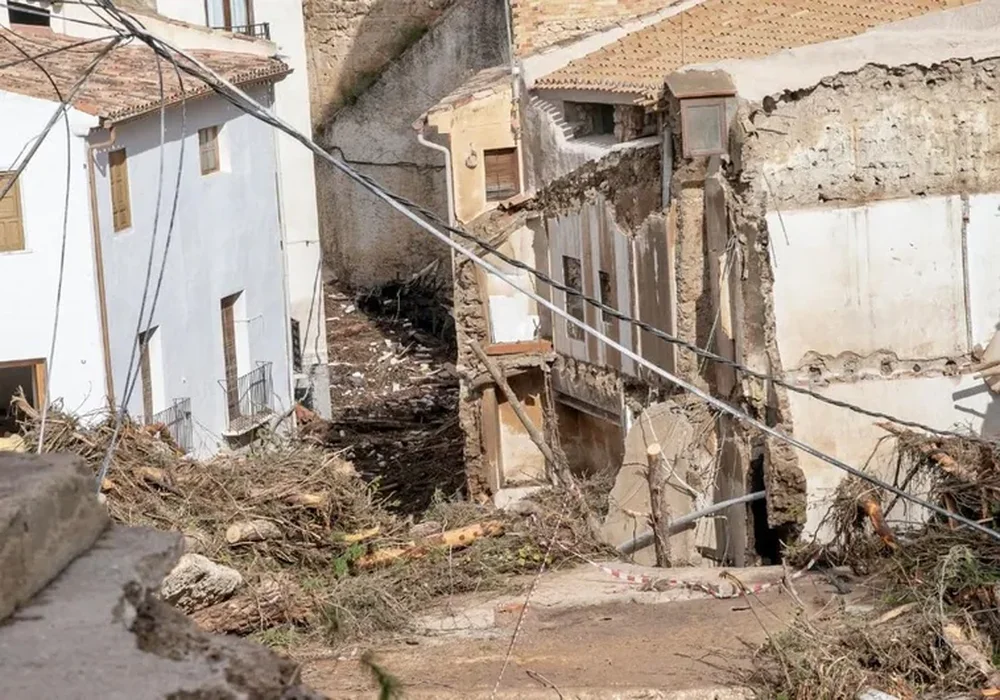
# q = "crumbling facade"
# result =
<box><xmin>444</xmin><ymin>0</ymin><xmax>1000</xmax><ymax>566</ymax></box>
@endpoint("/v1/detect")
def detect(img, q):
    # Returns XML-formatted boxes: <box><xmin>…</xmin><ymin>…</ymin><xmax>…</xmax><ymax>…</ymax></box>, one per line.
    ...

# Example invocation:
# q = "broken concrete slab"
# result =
<box><xmin>0</xmin><ymin>525</ymin><xmax>325</xmax><ymax>700</ymax></box>
<box><xmin>0</xmin><ymin>452</ymin><xmax>109</xmax><ymax>622</ymax></box>
<box><xmin>160</xmin><ymin>552</ymin><xmax>244</xmax><ymax>612</ymax></box>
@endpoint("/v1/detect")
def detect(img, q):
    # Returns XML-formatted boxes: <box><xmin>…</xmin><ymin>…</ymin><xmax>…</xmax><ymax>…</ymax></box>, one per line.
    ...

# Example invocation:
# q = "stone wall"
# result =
<box><xmin>304</xmin><ymin>0</ymin><xmax>457</xmax><ymax>130</ymax></box>
<box><xmin>511</xmin><ymin>0</ymin><xmax>667</xmax><ymax>56</ymax></box>
<box><xmin>316</xmin><ymin>0</ymin><xmax>507</xmax><ymax>288</ymax></box>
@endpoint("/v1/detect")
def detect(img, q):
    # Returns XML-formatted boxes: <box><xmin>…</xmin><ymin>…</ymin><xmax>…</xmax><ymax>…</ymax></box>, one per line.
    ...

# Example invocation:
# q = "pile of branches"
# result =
<box><xmin>748</xmin><ymin>426</ymin><xmax>1000</xmax><ymax>699</ymax></box>
<box><xmin>17</xmin><ymin>403</ymin><xmax>613</xmax><ymax>647</ymax></box>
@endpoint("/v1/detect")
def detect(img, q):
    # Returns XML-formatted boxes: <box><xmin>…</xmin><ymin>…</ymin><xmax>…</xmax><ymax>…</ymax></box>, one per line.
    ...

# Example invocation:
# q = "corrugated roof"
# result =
<box><xmin>534</xmin><ymin>0</ymin><xmax>977</xmax><ymax>103</ymax></box>
<box><xmin>0</xmin><ymin>28</ymin><xmax>289</xmax><ymax>124</ymax></box>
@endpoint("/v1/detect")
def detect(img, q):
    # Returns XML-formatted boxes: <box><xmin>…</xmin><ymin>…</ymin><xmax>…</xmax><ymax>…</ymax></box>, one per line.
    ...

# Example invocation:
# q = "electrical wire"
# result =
<box><xmin>94</xmin><ymin>42</ymin><xmax>188</xmax><ymax>490</ymax></box>
<box><xmin>92</xmin><ymin>27</ymin><xmax>1000</xmax><ymax>543</ymax></box>
<box><xmin>0</xmin><ymin>34</ymin><xmax>123</xmax><ymax>203</ymax></box>
<box><xmin>0</xmin><ymin>30</ymin><xmax>74</xmax><ymax>453</ymax></box>
<box><xmin>0</xmin><ymin>33</ymin><xmax>125</xmax><ymax>70</ymax></box>
<box><xmin>135</xmin><ymin>25</ymin><xmax>992</xmax><ymax>448</ymax></box>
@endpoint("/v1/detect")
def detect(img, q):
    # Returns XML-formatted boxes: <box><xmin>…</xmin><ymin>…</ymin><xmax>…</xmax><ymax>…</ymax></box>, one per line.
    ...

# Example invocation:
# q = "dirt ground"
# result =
<box><xmin>323</xmin><ymin>281</ymin><xmax>465</xmax><ymax>512</ymax></box>
<box><xmin>301</xmin><ymin>566</ymin><xmax>842</xmax><ymax>698</ymax></box>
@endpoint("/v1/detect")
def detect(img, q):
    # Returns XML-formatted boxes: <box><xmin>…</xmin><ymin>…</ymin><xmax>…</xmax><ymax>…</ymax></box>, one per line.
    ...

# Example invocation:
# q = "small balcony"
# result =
<box><xmin>222</xmin><ymin>362</ymin><xmax>274</xmax><ymax>435</ymax></box>
<box><xmin>145</xmin><ymin>398</ymin><xmax>193</xmax><ymax>454</ymax></box>
<box><xmin>212</xmin><ymin>22</ymin><xmax>270</xmax><ymax>40</ymax></box>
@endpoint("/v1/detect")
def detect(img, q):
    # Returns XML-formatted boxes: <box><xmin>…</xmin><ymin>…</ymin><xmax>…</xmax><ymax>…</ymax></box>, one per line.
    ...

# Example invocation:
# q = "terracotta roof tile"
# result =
<box><xmin>534</xmin><ymin>0</ymin><xmax>977</xmax><ymax>103</ymax></box>
<box><xmin>0</xmin><ymin>28</ymin><xmax>289</xmax><ymax>124</ymax></box>
<box><xmin>422</xmin><ymin>66</ymin><xmax>511</xmax><ymax>119</ymax></box>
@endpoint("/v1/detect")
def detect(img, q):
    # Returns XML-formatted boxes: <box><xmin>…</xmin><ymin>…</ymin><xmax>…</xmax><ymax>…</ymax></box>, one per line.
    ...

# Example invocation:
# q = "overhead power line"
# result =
<box><xmin>86</xmin><ymin>16</ymin><xmax>1000</xmax><ymax>542</ymax></box>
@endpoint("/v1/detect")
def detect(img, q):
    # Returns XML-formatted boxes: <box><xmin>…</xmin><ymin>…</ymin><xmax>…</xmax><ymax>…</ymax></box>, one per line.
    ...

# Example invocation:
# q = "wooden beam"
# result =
<box><xmin>485</xmin><ymin>339</ymin><xmax>553</xmax><ymax>356</ymax></box>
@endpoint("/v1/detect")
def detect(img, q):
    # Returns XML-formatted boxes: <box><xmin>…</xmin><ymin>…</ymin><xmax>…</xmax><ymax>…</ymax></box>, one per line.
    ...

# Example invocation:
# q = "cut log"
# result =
<box><xmin>191</xmin><ymin>578</ymin><xmax>302</xmax><ymax>635</ymax></box>
<box><xmin>645</xmin><ymin>443</ymin><xmax>672</xmax><ymax>567</ymax></box>
<box><xmin>356</xmin><ymin>520</ymin><xmax>505</xmax><ymax>570</ymax></box>
<box><xmin>225</xmin><ymin>519</ymin><xmax>282</xmax><ymax>544</ymax></box>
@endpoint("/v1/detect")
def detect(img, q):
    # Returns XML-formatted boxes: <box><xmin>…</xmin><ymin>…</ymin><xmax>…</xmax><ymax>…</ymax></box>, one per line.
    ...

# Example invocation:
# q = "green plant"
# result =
<box><xmin>361</xmin><ymin>651</ymin><xmax>402</xmax><ymax>700</ymax></box>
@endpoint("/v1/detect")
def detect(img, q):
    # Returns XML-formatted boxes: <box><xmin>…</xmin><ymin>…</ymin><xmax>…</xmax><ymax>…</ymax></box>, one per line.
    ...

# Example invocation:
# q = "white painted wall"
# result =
<box><xmin>769</xmin><ymin>196</ymin><xmax>968</xmax><ymax>368</ymax></box>
<box><xmin>768</xmin><ymin>194</ymin><xmax>1000</xmax><ymax>538</ymax></box>
<box><xmin>92</xmin><ymin>86</ymin><xmax>291</xmax><ymax>455</ymax></box>
<box><xmin>254</xmin><ymin>0</ymin><xmax>330</xmax><ymax>415</ymax></box>
<box><xmin>0</xmin><ymin>92</ymin><xmax>107</xmax><ymax>416</ymax></box>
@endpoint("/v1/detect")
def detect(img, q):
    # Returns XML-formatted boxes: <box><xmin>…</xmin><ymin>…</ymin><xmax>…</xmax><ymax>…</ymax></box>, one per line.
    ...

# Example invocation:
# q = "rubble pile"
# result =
<box><xmin>16</xmin><ymin>402</ymin><xmax>612</xmax><ymax>649</ymax></box>
<box><xmin>748</xmin><ymin>427</ymin><xmax>1000</xmax><ymax>700</ymax></box>
<box><xmin>322</xmin><ymin>268</ymin><xmax>465</xmax><ymax>513</ymax></box>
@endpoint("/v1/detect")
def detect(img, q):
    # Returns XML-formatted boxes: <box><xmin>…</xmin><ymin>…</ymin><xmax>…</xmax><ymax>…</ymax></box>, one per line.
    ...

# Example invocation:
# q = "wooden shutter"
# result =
<box><xmin>221</xmin><ymin>294</ymin><xmax>240</xmax><ymax>421</ymax></box>
<box><xmin>199</xmin><ymin>126</ymin><xmax>220</xmax><ymax>175</ymax></box>
<box><xmin>0</xmin><ymin>172</ymin><xmax>25</xmax><ymax>252</ymax></box>
<box><xmin>484</xmin><ymin>148</ymin><xmax>520</xmax><ymax>202</ymax></box>
<box><xmin>139</xmin><ymin>332</ymin><xmax>153</xmax><ymax>422</ymax></box>
<box><xmin>108</xmin><ymin>149</ymin><xmax>132</xmax><ymax>232</ymax></box>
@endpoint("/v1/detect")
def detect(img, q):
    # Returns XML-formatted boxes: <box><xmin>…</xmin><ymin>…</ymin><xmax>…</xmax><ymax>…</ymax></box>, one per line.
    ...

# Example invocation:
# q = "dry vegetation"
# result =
<box><xmin>16</xmin><ymin>399</ymin><xmax>614</xmax><ymax>650</ymax></box>
<box><xmin>747</xmin><ymin>426</ymin><xmax>1000</xmax><ymax>700</ymax></box>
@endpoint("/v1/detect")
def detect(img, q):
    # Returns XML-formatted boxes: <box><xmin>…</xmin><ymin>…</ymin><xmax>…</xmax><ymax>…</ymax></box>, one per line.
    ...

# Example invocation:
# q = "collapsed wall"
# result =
<box><xmin>731</xmin><ymin>57</ymin><xmax>1000</xmax><ymax>537</ymax></box>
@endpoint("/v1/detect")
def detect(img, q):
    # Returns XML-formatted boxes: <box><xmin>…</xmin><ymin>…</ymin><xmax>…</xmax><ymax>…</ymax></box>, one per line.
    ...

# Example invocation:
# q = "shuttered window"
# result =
<box><xmin>199</xmin><ymin>126</ymin><xmax>220</xmax><ymax>175</ymax></box>
<box><xmin>221</xmin><ymin>293</ymin><xmax>240</xmax><ymax>421</ymax></box>
<box><xmin>109</xmin><ymin>149</ymin><xmax>132</xmax><ymax>232</ymax></box>
<box><xmin>562</xmin><ymin>255</ymin><xmax>584</xmax><ymax>341</ymax></box>
<box><xmin>0</xmin><ymin>172</ymin><xmax>25</xmax><ymax>253</ymax></box>
<box><xmin>484</xmin><ymin>147</ymin><xmax>520</xmax><ymax>202</ymax></box>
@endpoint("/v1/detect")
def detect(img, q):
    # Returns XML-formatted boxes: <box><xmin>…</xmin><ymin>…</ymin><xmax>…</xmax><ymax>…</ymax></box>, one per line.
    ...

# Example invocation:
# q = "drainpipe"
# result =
<box><xmin>86</xmin><ymin>125</ymin><xmax>117</xmax><ymax>410</ymax></box>
<box><xmin>416</xmin><ymin>125</ymin><xmax>455</xmax><ymax>227</ymax></box>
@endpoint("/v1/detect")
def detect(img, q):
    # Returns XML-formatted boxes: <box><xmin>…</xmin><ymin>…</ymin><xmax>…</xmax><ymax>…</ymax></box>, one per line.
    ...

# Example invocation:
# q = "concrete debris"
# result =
<box><xmin>0</xmin><ymin>453</ymin><xmax>109</xmax><ymax>622</ymax></box>
<box><xmin>159</xmin><ymin>553</ymin><xmax>244</xmax><ymax>613</ymax></box>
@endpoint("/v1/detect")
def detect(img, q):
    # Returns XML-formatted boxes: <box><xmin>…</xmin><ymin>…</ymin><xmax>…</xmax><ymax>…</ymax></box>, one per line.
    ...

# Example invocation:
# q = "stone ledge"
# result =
<box><xmin>0</xmin><ymin>523</ymin><xmax>325</xmax><ymax>699</ymax></box>
<box><xmin>0</xmin><ymin>452</ymin><xmax>110</xmax><ymax>622</ymax></box>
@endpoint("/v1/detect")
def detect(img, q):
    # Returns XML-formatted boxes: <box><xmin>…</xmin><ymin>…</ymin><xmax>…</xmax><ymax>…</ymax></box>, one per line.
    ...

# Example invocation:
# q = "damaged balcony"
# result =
<box><xmin>144</xmin><ymin>398</ymin><xmax>193</xmax><ymax>454</ymax></box>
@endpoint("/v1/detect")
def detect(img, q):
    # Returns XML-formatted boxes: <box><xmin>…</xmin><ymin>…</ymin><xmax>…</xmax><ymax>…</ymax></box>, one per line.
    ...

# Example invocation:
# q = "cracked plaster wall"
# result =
<box><xmin>315</xmin><ymin>0</ymin><xmax>506</xmax><ymax>288</ymax></box>
<box><xmin>735</xmin><ymin>58</ymin><xmax>1000</xmax><ymax>538</ymax></box>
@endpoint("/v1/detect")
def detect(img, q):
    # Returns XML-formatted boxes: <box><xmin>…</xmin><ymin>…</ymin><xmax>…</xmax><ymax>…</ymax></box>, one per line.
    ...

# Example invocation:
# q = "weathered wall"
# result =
<box><xmin>304</xmin><ymin>0</ymin><xmax>457</xmax><ymax>129</ymax></box>
<box><xmin>317</xmin><ymin>0</ymin><xmax>507</xmax><ymax>288</ymax></box>
<box><xmin>738</xmin><ymin>58</ymin><xmax>1000</xmax><ymax>538</ymax></box>
<box><xmin>512</xmin><ymin>0</ymin><xmax>668</xmax><ymax>56</ymax></box>
<box><xmin>426</xmin><ymin>82</ymin><xmax>518</xmax><ymax>224</ymax></box>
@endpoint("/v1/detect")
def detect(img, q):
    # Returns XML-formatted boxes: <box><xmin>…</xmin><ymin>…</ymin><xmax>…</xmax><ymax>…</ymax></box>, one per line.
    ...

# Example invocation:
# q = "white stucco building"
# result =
<box><xmin>0</xmin><ymin>0</ymin><xmax>332</xmax><ymax>418</ymax></box>
<box><xmin>0</xmin><ymin>27</ymin><xmax>293</xmax><ymax>455</ymax></box>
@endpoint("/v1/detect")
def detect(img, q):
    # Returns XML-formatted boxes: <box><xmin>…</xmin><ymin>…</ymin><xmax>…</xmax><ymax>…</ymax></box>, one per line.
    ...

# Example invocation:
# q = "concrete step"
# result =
<box><xmin>0</xmin><ymin>453</ymin><xmax>109</xmax><ymax>622</ymax></box>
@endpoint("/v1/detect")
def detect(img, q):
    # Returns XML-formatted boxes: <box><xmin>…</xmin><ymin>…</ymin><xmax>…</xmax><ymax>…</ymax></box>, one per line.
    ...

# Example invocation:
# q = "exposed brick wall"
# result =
<box><xmin>511</xmin><ymin>0</ymin><xmax>666</xmax><ymax>56</ymax></box>
<box><xmin>304</xmin><ymin>0</ymin><xmax>456</xmax><ymax>129</ymax></box>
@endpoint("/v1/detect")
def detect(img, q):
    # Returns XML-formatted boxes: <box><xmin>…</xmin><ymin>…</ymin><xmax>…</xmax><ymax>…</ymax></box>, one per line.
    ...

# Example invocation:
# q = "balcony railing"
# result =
<box><xmin>146</xmin><ymin>398</ymin><xmax>193</xmax><ymax>454</ymax></box>
<box><xmin>223</xmin><ymin>362</ymin><xmax>274</xmax><ymax>434</ymax></box>
<box><xmin>213</xmin><ymin>22</ymin><xmax>270</xmax><ymax>40</ymax></box>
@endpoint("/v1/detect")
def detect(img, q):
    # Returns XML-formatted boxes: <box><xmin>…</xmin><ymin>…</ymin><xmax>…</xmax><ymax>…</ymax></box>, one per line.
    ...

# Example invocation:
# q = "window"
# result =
<box><xmin>8</xmin><ymin>2</ymin><xmax>49</xmax><ymax>26</ymax></box>
<box><xmin>290</xmin><ymin>318</ymin><xmax>303</xmax><ymax>373</ymax></box>
<box><xmin>680</xmin><ymin>97</ymin><xmax>728</xmax><ymax>158</ymax></box>
<box><xmin>562</xmin><ymin>255</ymin><xmax>584</xmax><ymax>341</ymax></box>
<box><xmin>199</xmin><ymin>126</ymin><xmax>220</xmax><ymax>175</ymax></box>
<box><xmin>108</xmin><ymin>149</ymin><xmax>132</xmax><ymax>232</ymax></box>
<box><xmin>0</xmin><ymin>172</ymin><xmax>25</xmax><ymax>253</ymax></box>
<box><xmin>599</xmin><ymin>271</ymin><xmax>615</xmax><ymax>327</ymax></box>
<box><xmin>564</xmin><ymin>102</ymin><xmax>616</xmax><ymax>137</ymax></box>
<box><xmin>484</xmin><ymin>148</ymin><xmax>520</xmax><ymax>202</ymax></box>
<box><xmin>0</xmin><ymin>360</ymin><xmax>45</xmax><ymax>436</ymax></box>
<box><xmin>206</xmin><ymin>0</ymin><xmax>252</xmax><ymax>30</ymax></box>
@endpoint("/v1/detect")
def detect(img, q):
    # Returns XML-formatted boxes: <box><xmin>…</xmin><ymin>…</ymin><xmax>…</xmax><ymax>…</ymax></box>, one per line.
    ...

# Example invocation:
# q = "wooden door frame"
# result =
<box><xmin>0</xmin><ymin>358</ymin><xmax>46</xmax><ymax>410</ymax></box>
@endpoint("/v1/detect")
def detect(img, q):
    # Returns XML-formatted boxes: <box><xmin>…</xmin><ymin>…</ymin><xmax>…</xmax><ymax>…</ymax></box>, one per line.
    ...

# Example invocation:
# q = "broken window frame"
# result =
<box><xmin>562</xmin><ymin>255</ymin><xmax>585</xmax><ymax>341</ymax></box>
<box><xmin>598</xmin><ymin>270</ymin><xmax>615</xmax><ymax>329</ymax></box>
<box><xmin>679</xmin><ymin>97</ymin><xmax>728</xmax><ymax>158</ymax></box>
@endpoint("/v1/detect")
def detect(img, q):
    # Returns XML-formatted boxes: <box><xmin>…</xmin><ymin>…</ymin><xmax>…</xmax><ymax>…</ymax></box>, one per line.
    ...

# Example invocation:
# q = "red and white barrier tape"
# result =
<box><xmin>577</xmin><ymin>553</ymin><xmax>820</xmax><ymax>600</ymax></box>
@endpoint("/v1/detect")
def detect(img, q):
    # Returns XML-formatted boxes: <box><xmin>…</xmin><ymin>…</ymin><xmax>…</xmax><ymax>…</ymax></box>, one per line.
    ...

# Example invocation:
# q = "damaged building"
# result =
<box><xmin>415</xmin><ymin>0</ymin><xmax>1000</xmax><ymax>566</ymax></box>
